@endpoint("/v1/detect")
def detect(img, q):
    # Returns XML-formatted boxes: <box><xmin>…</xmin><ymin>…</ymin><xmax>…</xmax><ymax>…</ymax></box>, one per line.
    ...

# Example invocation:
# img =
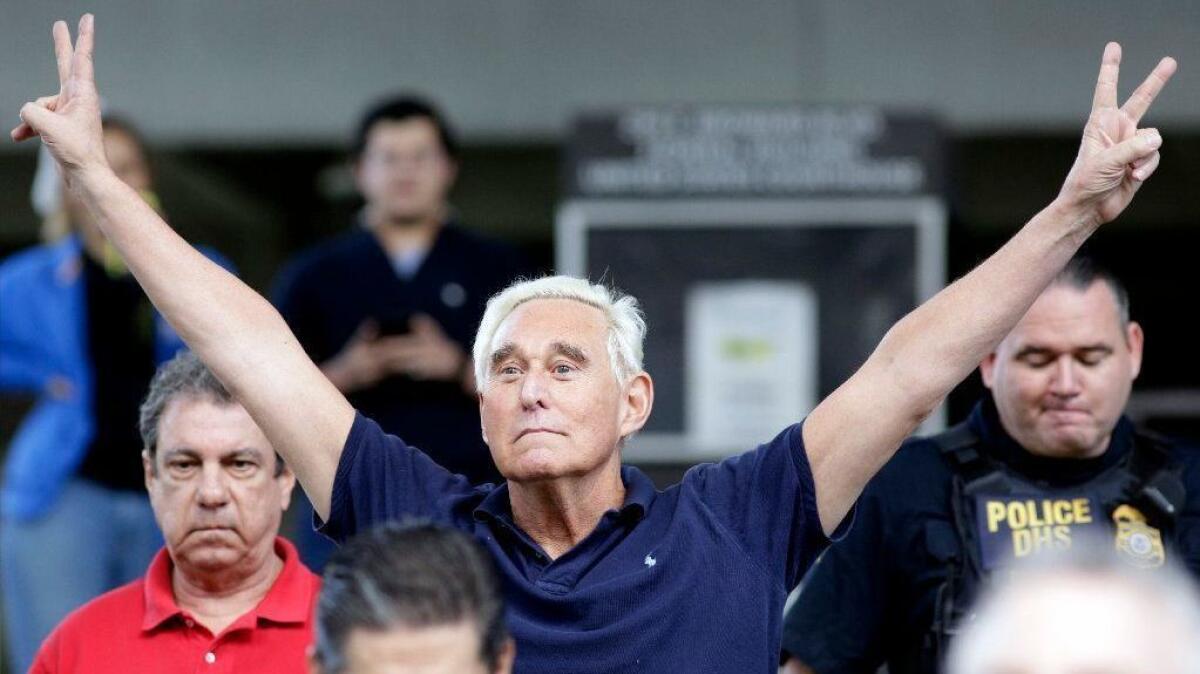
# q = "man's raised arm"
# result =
<box><xmin>11</xmin><ymin>15</ymin><xmax>350</xmax><ymax>519</ymax></box>
<box><xmin>803</xmin><ymin>43</ymin><xmax>1176</xmax><ymax>535</ymax></box>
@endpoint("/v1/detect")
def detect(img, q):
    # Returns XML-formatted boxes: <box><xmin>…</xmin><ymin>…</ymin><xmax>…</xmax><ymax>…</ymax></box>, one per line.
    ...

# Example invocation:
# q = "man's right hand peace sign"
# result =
<box><xmin>11</xmin><ymin>14</ymin><xmax>107</xmax><ymax>181</ymax></box>
<box><xmin>1057</xmin><ymin>42</ymin><xmax>1176</xmax><ymax>229</ymax></box>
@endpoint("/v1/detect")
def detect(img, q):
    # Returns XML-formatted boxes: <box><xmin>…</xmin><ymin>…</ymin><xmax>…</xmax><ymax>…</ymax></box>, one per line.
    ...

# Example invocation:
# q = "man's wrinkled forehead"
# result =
<box><xmin>487</xmin><ymin>298</ymin><xmax>608</xmax><ymax>357</ymax></box>
<box><xmin>156</xmin><ymin>397</ymin><xmax>275</xmax><ymax>458</ymax></box>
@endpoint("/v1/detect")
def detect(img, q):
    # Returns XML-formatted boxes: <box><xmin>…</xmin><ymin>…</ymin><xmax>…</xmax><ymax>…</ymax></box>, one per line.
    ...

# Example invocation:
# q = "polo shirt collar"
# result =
<box><xmin>252</xmin><ymin>538</ymin><xmax>313</xmax><ymax>624</ymax></box>
<box><xmin>141</xmin><ymin>546</ymin><xmax>178</xmax><ymax>631</ymax></box>
<box><xmin>473</xmin><ymin>465</ymin><xmax>658</xmax><ymax>525</ymax></box>
<box><xmin>141</xmin><ymin>537</ymin><xmax>312</xmax><ymax>632</ymax></box>
<box><xmin>616</xmin><ymin>465</ymin><xmax>656</xmax><ymax>519</ymax></box>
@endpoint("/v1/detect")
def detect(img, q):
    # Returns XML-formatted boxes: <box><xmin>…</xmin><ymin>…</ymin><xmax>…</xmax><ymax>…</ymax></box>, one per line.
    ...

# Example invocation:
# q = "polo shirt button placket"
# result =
<box><xmin>204</xmin><ymin>651</ymin><xmax>216</xmax><ymax>665</ymax></box>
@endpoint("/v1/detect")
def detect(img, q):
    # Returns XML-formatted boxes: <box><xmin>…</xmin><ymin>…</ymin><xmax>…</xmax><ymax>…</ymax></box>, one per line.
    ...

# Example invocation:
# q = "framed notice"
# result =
<box><xmin>556</xmin><ymin>198</ymin><xmax>946</xmax><ymax>462</ymax></box>
<box><xmin>685</xmin><ymin>281</ymin><xmax>818</xmax><ymax>453</ymax></box>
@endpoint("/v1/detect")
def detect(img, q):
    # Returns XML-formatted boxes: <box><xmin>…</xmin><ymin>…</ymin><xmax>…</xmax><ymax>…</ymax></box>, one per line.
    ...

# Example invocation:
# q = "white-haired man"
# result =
<box><xmin>12</xmin><ymin>15</ymin><xmax>1174</xmax><ymax>672</ymax></box>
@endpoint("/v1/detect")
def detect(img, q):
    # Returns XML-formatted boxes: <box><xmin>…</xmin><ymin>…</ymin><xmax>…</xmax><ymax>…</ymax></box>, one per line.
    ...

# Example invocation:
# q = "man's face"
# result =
<box><xmin>355</xmin><ymin>118</ymin><xmax>456</xmax><ymax>226</ymax></box>
<box><xmin>980</xmin><ymin>282</ymin><xmax>1143</xmax><ymax>459</ymax></box>
<box><xmin>315</xmin><ymin>621</ymin><xmax>514</xmax><ymax>674</ymax></box>
<box><xmin>144</xmin><ymin>396</ymin><xmax>295</xmax><ymax>575</ymax></box>
<box><xmin>479</xmin><ymin>299</ymin><xmax>652</xmax><ymax>482</ymax></box>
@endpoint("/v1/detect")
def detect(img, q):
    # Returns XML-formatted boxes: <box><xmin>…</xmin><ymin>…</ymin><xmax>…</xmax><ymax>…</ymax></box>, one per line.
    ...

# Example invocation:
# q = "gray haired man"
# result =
<box><xmin>30</xmin><ymin>353</ymin><xmax>319</xmax><ymax>673</ymax></box>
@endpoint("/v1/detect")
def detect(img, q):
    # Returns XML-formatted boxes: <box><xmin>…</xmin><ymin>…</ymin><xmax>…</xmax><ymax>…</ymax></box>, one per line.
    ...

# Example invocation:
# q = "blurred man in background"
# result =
<box><xmin>0</xmin><ymin>117</ymin><xmax>233</xmax><ymax>674</ymax></box>
<box><xmin>31</xmin><ymin>353</ymin><xmax>319</xmax><ymax>674</ymax></box>
<box><xmin>272</xmin><ymin>96</ymin><xmax>530</xmax><ymax>569</ymax></box>
<box><xmin>310</xmin><ymin>521</ymin><xmax>514</xmax><ymax>674</ymax></box>
<box><xmin>273</xmin><ymin>95</ymin><xmax>530</xmax><ymax>485</ymax></box>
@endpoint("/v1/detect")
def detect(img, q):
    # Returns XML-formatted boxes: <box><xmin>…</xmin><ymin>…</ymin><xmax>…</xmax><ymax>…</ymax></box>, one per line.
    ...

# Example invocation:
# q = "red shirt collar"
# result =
<box><xmin>141</xmin><ymin>537</ymin><xmax>314</xmax><ymax>632</ymax></box>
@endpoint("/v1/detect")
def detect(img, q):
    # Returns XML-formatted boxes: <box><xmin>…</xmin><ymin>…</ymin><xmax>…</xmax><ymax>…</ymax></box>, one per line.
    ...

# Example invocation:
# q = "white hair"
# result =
<box><xmin>472</xmin><ymin>276</ymin><xmax>647</xmax><ymax>392</ymax></box>
<box><xmin>947</xmin><ymin>538</ymin><xmax>1200</xmax><ymax>674</ymax></box>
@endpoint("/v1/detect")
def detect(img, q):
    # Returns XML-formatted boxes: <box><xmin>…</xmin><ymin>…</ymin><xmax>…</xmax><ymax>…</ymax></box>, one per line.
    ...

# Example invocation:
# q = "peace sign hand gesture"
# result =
<box><xmin>11</xmin><ymin>15</ymin><xmax>107</xmax><ymax>180</ymax></box>
<box><xmin>1058</xmin><ymin>42</ymin><xmax>1177</xmax><ymax>228</ymax></box>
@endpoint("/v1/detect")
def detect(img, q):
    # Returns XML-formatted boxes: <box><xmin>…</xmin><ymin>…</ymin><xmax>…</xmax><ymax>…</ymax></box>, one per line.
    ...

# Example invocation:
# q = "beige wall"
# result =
<box><xmin>1</xmin><ymin>1</ymin><xmax>1198</xmax><ymax>146</ymax></box>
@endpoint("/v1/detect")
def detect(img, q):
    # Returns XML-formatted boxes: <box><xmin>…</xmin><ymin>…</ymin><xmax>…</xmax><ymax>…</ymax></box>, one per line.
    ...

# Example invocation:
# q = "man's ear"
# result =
<box><xmin>479</xmin><ymin>392</ymin><xmax>489</xmax><ymax>446</ymax></box>
<box><xmin>619</xmin><ymin>372</ymin><xmax>654</xmax><ymax>439</ymax></box>
<box><xmin>142</xmin><ymin>449</ymin><xmax>156</xmax><ymax>492</ymax></box>
<box><xmin>1126</xmin><ymin>321</ymin><xmax>1144</xmax><ymax>380</ymax></box>
<box><xmin>350</xmin><ymin>157</ymin><xmax>366</xmax><ymax>194</ymax></box>
<box><xmin>277</xmin><ymin>461</ymin><xmax>297</xmax><ymax>512</ymax></box>
<box><xmin>494</xmin><ymin>637</ymin><xmax>517</xmax><ymax>674</ymax></box>
<box><xmin>306</xmin><ymin>648</ymin><xmax>325</xmax><ymax>674</ymax></box>
<box><xmin>979</xmin><ymin>352</ymin><xmax>999</xmax><ymax>389</ymax></box>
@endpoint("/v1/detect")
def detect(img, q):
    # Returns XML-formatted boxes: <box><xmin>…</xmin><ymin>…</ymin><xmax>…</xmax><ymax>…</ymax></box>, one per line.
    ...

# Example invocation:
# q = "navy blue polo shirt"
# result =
<box><xmin>319</xmin><ymin>412</ymin><xmax>838</xmax><ymax>673</ymax></box>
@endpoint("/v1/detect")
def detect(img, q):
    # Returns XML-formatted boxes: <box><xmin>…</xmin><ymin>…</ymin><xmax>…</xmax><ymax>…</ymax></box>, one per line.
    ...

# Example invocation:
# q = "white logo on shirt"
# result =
<box><xmin>644</xmin><ymin>554</ymin><xmax>656</xmax><ymax>568</ymax></box>
<box><xmin>440</xmin><ymin>282</ymin><xmax>467</xmax><ymax>308</ymax></box>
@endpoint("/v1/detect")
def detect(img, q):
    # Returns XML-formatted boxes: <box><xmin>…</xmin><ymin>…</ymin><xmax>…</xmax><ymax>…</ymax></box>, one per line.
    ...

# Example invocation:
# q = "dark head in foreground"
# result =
<box><xmin>311</xmin><ymin>522</ymin><xmax>515</xmax><ymax>674</ymax></box>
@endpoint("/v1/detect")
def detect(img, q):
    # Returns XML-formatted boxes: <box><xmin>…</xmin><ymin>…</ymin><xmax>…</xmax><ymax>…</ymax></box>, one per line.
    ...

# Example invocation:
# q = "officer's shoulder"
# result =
<box><xmin>871</xmin><ymin>433</ymin><xmax>954</xmax><ymax>491</ymax></box>
<box><xmin>1162</xmin><ymin>435</ymin><xmax>1200</xmax><ymax>469</ymax></box>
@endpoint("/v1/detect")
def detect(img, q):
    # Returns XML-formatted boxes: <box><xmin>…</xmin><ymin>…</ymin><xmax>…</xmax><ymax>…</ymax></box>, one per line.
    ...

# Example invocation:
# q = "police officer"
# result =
<box><xmin>781</xmin><ymin>256</ymin><xmax>1200</xmax><ymax>674</ymax></box>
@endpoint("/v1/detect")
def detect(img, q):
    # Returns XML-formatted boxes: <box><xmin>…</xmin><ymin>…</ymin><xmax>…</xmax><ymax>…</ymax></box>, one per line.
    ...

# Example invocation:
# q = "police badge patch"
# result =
<box><xmin>1112</xmin><ymin>504</ymin><xmax>1166</xmax><ymax>569</ymax></box>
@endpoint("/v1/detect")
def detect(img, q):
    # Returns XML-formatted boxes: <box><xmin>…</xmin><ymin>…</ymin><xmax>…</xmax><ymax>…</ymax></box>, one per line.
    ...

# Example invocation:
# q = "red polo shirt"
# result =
<box><xmin>31</xmin><ymin>537</ymin><xmax>320</xmax><ymax>674</ymax></box>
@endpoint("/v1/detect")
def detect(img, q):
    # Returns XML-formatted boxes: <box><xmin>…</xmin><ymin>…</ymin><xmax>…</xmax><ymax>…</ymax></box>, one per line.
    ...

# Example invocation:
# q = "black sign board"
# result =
<box><xmin>564</xmin><ymin>106</ymin><xmax>943</xmax><ymax>198</ymax></box>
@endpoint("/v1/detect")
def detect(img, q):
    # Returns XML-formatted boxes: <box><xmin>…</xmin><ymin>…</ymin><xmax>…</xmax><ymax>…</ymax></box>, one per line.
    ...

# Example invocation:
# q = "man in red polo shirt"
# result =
<box><xmin>30</xmin><ymin>352</ymin><xmax>320</xmax><ymax>673</ymax></box>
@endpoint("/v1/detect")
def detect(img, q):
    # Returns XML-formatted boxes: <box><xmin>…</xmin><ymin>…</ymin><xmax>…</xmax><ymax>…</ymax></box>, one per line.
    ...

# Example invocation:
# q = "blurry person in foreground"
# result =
<box><xmin>947</xmin><ymin>537</ymin><xmax>1200</xmax><ymax>674</ymax></box>
<box><xmin>311</xmin><ymin>521</ymin><xmax>514</xmax><ymax>674</ymax></box>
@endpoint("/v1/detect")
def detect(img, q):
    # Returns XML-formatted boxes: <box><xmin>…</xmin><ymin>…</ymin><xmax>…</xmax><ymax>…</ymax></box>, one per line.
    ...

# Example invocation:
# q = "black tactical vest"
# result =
<box><xmin>923</xmin><ymin>422</ymin><xmax>1185</xmax><ymax>671</ymax></box>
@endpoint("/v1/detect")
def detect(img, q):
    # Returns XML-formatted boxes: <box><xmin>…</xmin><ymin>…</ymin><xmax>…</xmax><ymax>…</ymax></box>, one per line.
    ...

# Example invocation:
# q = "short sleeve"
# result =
<box><xmin>317</xmin><ymin>412</ymin><xmax>478</xmax><ymax>542</ymax></box>
<box><xmin>685</xmin><ymin>422</ymin><xmax>852</xmax><ymax>591</ymax></box>
<box><xmin>781</xmin><ymin>481</ymin><xmax>892</xmax><ymax>672</ymax></box>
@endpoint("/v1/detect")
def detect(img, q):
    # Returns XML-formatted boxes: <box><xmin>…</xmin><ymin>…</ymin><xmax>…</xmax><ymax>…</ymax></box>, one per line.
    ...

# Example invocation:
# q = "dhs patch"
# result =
<box><xmin>1112</xmin><ymin>504</ymin><xmax>1166</xmax><ymax>569</ymax></box>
